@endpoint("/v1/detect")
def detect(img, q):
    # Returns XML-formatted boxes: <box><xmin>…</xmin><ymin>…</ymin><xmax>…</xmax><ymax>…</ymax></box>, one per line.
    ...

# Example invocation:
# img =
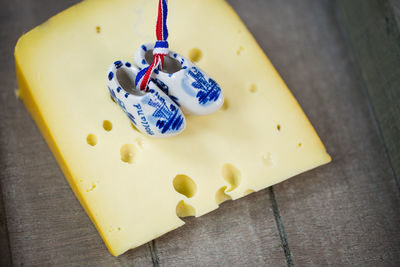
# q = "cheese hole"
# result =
<box><xmin>249</xmin><ymin>83</ymin><xmax>257</xmax><ymax>93</ymax></box>
<box><xmin>298</xmin><ymin>142</ymin><xmax>302</xmax><ymax>147</ymax></box>
<box><xmin>277</xmin><ymin>124</ymin><xmax>281</xmax><ymax>131</ymax></box>
<box><xmin>243</xmin><ymin>189</ymin><xmax>255</xmax><ymax>196</ymax></box>
<box><xmin>96</xmin><ymin>26</ymin><xmax>101</xmax><ymax>33</ymax></box>
<box><xmin>176</xmin><ymin>200</ymin><xmax>196</xmax><ymax>217</ymax></box>
<box><xmin>220</xmin><ymin>98</ymin><xmax>229</xmax><ymax>111</ymax></box>
<box><xmin>188</xmin><ymin>48</ymin><xmax>202</xmax><ymax>63</ymax></box>
<box><xmin>262</xmin><ymin>152</ymin><xmax>275</xmax><ymax>166</ymax></box>
<box><xmin>103</xmin><ymin>120</ymin><xmax>112</xmax><ymax>131</ymax></box>
<box><xmin>222</xmin><ymin>164</ymin><xmax>242</xmax><ymax>192</ymax></box>
<box><xmin>237</xmin><ymin>46</ymin><xmax>244</xmax><ymax>56</ymax></box>
<box><xmin>135</xmin><ymin>138</ymin><xmax>144</xmax><ymax>149</ymax></box>
<box><xmin>86</xmin><ymin>134</ymin><xmax>97</xmax><ymax>146</ymax></box>
<box><xmin>120</xmin><ymin>144</ymin><xmax>137</xmax><ymax>164</ymax></box>
<box><xmin>173</xmin><ymin>174</ymin><xmax>197</xmax><ymax>198</ymax></box>
<box><xmin>117</xmin><ymin>227</ymin><xmax>121</xmax><ymax>231</ymax></box>
<box><xmin>86</xmin><ymin>183</ymin><xmax>96</xmax><ymax>192</ymax></box>
<box><xmin>215</xmin><ymin>186</ymin><xmax>232</xmax><ymax>205</ymax></box>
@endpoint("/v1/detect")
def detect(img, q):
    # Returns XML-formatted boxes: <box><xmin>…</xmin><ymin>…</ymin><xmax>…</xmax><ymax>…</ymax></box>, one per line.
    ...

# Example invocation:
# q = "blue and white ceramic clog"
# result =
<box><xmin>134</xmin><ymin>43</ymin><xmax>224</xmax><ymax>115</ymax></box>
<box><xmin>107</xmin><ymin>61</ymin><xmax>185</xmax><ymax>137</ymax></box>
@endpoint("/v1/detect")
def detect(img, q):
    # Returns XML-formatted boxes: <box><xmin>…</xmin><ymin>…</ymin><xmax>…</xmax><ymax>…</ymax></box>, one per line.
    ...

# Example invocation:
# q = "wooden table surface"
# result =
<box><xmin>1</xmin><ymin>0</ymin><xmax>400</xmax><ymax>266</ymax></box>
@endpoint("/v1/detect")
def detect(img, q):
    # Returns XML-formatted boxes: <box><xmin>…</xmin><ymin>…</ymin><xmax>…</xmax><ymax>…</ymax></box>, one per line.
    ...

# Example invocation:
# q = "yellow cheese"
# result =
<box><xmin>15</xmin><ymin>0</ymin><xmax>331</xmax><ymax>256</ymax></box>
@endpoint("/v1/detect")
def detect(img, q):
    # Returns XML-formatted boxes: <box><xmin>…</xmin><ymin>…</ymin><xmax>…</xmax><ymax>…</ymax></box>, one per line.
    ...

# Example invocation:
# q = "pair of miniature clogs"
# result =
<box><xmin>107</xmin><ymin>43</ymin><xmax>224</xmax><ymax>138</ymax></box>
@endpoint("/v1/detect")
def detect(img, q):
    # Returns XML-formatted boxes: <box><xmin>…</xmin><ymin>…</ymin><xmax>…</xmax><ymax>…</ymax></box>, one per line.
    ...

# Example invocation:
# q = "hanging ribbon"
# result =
<box><xmin>135</xmin><ymin>0</ymin><xmax>169</xmax><ymax>91</ymax></box>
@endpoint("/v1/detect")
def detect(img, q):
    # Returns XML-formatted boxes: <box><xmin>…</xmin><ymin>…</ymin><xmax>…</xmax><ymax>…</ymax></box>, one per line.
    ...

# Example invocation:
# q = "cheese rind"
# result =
<box><xmin>15</xmin><ymin>0</ymin><xmax>331</xmax><ymax>256</ymax></box>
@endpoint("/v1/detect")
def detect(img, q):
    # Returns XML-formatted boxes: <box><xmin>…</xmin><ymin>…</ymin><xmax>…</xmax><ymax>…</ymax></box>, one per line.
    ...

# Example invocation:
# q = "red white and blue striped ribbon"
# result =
<box><xmin>135</xmin><ymin>0</ymin><xmax>169</xmax><ymax>91</ymax></box>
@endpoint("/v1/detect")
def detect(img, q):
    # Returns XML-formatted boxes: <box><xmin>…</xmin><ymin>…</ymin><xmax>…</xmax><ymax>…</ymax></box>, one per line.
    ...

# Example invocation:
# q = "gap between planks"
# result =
<box><xmin>147</xmin><ymin>187</ymin><xmax>295</xmax><ymax>266</ymax></box>
<box><xmin>335</xmin><ymin>0</ymin><xmax>400</xmax><ymax>194</ymax></box>
<box><xmin>269</xmin><ymin>187</ymin><xmax>294</xmax><ymax>267</ymax></box>
<box><xmin>148</xmin><ymin>240</ymin><xmax>160</xmax><ymax>267</ymax></box>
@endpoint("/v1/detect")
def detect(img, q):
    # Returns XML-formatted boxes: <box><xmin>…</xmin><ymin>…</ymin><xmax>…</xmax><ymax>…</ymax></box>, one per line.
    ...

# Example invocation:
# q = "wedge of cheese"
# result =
<box><xmin>15</xmin><ymin>0</ymin><xmax>331</xmax><ymax>256</ymax></box>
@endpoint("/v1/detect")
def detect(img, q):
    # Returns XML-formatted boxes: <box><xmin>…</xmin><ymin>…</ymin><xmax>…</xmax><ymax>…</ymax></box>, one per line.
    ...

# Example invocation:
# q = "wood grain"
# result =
<box><xmin>1</xmin><ymin>0</ymin><xmax>400</xmax><ymax>266</ymax></box>
<box><xmin>0</xmin><ymin>183</ymin><xmax>11</xmax><ymax>266</ymax></box>
<box><xmin>154</xmin><ymin>191</ymin><xmax>286</xmax><ymax>266</ymax></box>
<box><xmin>232</xmin><ymin>0</ymin><xmax>400</xmax><ymax>265</ymax></box>
<box><xmin>339</xmin><ymin>0</ymin><xmax>400</xmax><ymax>188</ymax></box>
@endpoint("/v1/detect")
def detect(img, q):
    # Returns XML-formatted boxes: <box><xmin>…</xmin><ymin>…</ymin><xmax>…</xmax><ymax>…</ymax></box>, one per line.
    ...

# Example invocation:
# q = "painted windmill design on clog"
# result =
<box><xmin>135</xmin><ymin>43</ymin><xmax>224</xmax><ymax>115</ymax></box>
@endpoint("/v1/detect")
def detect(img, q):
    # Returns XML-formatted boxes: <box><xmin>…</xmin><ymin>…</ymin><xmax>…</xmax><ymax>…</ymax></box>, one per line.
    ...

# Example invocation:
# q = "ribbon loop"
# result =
<box><xmin>153</xmin><ymin>40</ymin><xmax>169</xmax><ymax>56</ymax></box>
<box><xmin>137</xmin><ymin>0</ymin><xmax>169</xmax><ymax>92</ymax></box>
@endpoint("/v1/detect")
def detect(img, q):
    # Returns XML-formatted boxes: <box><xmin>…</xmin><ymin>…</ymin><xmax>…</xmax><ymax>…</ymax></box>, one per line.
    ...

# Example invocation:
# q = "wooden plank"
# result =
<box><xmin>0</xmin><ymin>184</ymin><xmax>11</xmax><ymax>267</ymax></box>
<box><xmin>339</xmin><ymin>0</ymin><xmax>400</xmax><ymax>187</ymax></box>
<box><xmin>1</xmin><ymin>0</ymin><xmax>400</xmax><ymax>265</ymax></box>
<box><xmin>246</xmin><ymin>0</ymin><xmax>400</xmax><ymax>265</ymax></box>
<box><xmin>0</xmin><ymin>0</ymin><xmax>153</xmax><ymax>265</ymax></box>
<box><xmin>390</xmin><ymin>0</ymin><xmax>400</xmax><ymax>25</ymax></box>
<box><xmin>155</xmin><ymin>192</ymin><xmax>286</xmax><ymax>266</ymax></box>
